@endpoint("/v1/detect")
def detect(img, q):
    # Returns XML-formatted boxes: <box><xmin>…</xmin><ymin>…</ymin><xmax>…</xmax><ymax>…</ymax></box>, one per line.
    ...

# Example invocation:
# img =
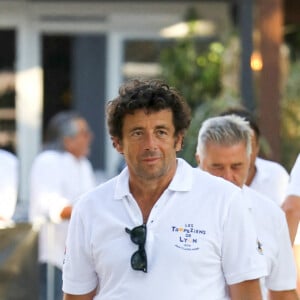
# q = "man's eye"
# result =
<box><xmin>131</xmin><ymin>131</ymin><xmax>142</xmax><ymax>137</ymax></box>
<box><xmin>232</xmin><ymin>165</ymin><xmax>242</xmax><ymax>170</ymax></box>
<box><xmin>157</xmin><ymin>130</ymin><xmax>167</xmax><ymax>136</ymax></box>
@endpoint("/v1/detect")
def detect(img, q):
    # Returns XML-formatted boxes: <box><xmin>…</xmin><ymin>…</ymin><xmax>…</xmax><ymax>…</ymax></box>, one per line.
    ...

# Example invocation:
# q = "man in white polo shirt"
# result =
<box><xmin>63</xmin><ymin>79</ymin><xmax>267</xmax><ymax>300</ymax></box>
<box><xmin>0</xmin><ymin>148</ymin><xmax>18</xmax><ymax>222</ymax></box>
<box><xmin>29</xmin><ymin>111</ymin><xmax>96</xmax><ymax>300</ymax></box>
<box><xmin>282</xmin><ymin>154</ymin><xmax>300</xmax><ymax>294</ymax></box>
<box><xmin>196</xmin><ymin>115</ymin><xmax>298</xmax><ymax>300</ymax></box>
<box><xmin>220</xmin><ymin>107</ymin><xmax>289</xmax><ymax>207</ymax></box>
<box><xmin>283</xmin><ymin>154</ymin><xmax>300</xmax><ymax>244</ymax></box>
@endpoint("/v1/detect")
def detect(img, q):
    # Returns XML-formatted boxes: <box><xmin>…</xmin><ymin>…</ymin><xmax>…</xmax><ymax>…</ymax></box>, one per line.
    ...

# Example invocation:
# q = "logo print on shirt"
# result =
<box><xmin>257</xmin><ymin>239</ymin><xmax>263</xmax><ymax>255</ymax></box>
<box><xmin>172</xmin><ymin>224</ymin><xmax>206</xmax><ymax>251</ymax></box>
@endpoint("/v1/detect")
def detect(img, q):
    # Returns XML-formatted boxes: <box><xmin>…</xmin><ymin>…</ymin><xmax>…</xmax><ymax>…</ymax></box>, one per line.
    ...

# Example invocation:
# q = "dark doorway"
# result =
<box><xmin>42</xmin><ymin>34</ymin><xmax>106</xmax><ymax>170</ymax></box>
<box><xmin>0</xmin><ymin>29</ymin><xmax>16</xmax><ymax>154</ymax></box>
<box><xmin>42</xmin><ymin>35</ymin><xmax>72</xmax><ymax>133</ymax></box>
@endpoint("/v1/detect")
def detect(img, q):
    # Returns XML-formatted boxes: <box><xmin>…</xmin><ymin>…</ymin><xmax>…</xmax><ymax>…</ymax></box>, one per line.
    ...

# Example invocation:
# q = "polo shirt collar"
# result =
<box><xmin>114</xmin><ymin>158</ymin><xmax>193</xmax><ymax>200</ymax></box>
<box><xmin>114</xmin><ymin>167</ymin><xmax>131</xmax><ymax>200</ymax></box>
<box><xmin>168</xmin><ymin>158</ymin><xmax>193</xmax><ymax>192</ymax></box>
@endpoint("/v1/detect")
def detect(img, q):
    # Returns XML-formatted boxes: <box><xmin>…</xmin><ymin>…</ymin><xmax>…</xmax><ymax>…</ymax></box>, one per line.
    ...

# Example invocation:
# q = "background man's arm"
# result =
<box><xmin>229</xmin><ymin>279</ymin><xmax>262</xmax><ymax>300</ymax></box>
<box><xmin>282</xmin><ymin>195</ymin><xmax>300</xmax><ymax>244</ymax></box>
<box><xmin>269</xmin><ymin>289</ymin><xmax>299</xmax><ymax>300</ymax></box>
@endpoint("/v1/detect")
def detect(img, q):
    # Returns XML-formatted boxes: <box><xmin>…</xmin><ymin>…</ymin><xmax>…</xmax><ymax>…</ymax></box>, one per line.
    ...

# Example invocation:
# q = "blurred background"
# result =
<box><xmin>0</xmin><ymin>0</ymin><xmax>299</xmax><ymax>214</ymax></box>
<box><xmin>1</xmin><ymin>1</ymin><xmax>300</xmax><ymax>298</ymax></box>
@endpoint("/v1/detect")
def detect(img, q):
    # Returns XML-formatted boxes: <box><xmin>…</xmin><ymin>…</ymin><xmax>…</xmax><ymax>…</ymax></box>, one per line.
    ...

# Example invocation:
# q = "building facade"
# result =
<box><xmin>0</xmin><ymin>0</ymin><xmax>231</xmax><ymax>208</ymax></box>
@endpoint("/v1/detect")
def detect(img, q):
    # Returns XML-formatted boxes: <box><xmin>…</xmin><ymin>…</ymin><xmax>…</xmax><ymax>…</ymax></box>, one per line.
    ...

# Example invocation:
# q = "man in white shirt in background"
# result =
<box><xmin>196</xmin><ymin>115</ymin><xmax>298</xmax><ymax>300</ymax></box>
<box><xmin>0</xmin><ymin>148</ymin><xmax>18</xmax><ymax>223</ymax></box>
<box><xmin>29</xmin><ymin>111</ymin><xmax>96</xmax><ymax>300</ymax></box>
<box><xmin>220</xmin><ymin>107</ymin><xmax>289</xmax><ymax>206</ymax></box>
<box><xmin>282</xmin><ymin>154</ymin><xmax>300</xmax><ymax>294</ymax></box>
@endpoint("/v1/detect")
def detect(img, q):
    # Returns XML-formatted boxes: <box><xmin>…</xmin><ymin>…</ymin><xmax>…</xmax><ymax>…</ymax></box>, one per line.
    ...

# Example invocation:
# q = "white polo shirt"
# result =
<box><xmin>29</xmin><ymin>150</ymin><xmax>96</xmax><ymax>269</ymax></box>
<box><xmin>243</xmin><ymin>186</ymin><xmax>296</xmax><ymax>298</ymax></box>
<box><xmin>250</xmin><ymin>157</ymin><xmax>289</xmax><ymax>206</ymax></box>
<box><xmin>0</xmin><ymin>149</ymin><xmax>18</xmax><ymax>221</ymax></box>
<box><xmin>286</xmin><ymin>154</ymin><xmax>300</xmax><ymax>197</ymax></box>
<box><xmin>63</xmin><ymin>159</ymin><xmax>267</xmax><ymax>300</ymax></box>
<box><xmin>286</xmin><ymin>154</ymin><xmax>300</xmax><ymax>244</ymax></box>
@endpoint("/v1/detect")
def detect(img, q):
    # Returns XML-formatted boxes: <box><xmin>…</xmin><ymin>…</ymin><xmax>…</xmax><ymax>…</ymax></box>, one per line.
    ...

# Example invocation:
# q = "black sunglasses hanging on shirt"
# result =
<box><xmin>125</xmin><ymin>224</ymin><xmax>147</xmax><ymax>273</ymax></box>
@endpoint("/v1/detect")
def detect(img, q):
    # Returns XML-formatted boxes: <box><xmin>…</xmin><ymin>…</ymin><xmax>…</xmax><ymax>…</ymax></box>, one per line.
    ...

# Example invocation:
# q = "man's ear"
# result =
<box><xmin>251</xmin><ymin>132</ymin><xmax>260</xmax><ymax>156</ymax></box>
<box><xmin>175</xmin><ymin>133</ymin><xmax>184</xmax><ymax>152</ymax></box>
<box><xmin>111</xmin><ymin>137</ymin><xmax>123</xmax><ymax>154</ymax></box>
<box><xmin>63</xmin><ymin>136</ymin><xmax>72</xmax><ymax>152</ymax></box>
<box><xmin>195</xmin><ymin>153</ymin><xmax>200</xmax><ymax>166</ymax></box>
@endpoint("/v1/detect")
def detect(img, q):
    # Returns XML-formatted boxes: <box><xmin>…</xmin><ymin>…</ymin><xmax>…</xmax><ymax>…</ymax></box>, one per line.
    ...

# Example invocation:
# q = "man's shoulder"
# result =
<box><xmin>0</xmin><ymin>149</ymin><xmax>17</xmax><ymax>165</ymax></box>
<box><xmin>190</xmin><ymin>169</ymin><xmax>242</xmax><ymax>203</ymax></box>
<box><xmin>31</xmin><ymin>150</ymin><xmax>66</xmax><ymax>173</ymax></box>
<box><xmin>290</xmin><ymin>153</ymin><xmax>300</xmax><ymax>174</ymax></box>
<box><xmin>256</xmin><ymin>157</ymin><xmax>288</xmax><ymax>176</ymax></box>
<box><xmin>244</xmin><ymin>185</ymin><xmax>285</xmax><ymax>218</ymax></box>
<box><xmin>75</xmin><ymin>176</ymin><xmax>119</xmax><ymax>210</ymax></box>
<box><xmin>36</xmin><ymin>149</ymin><xmax>62</xmax><ymax>159</ymax></box>
<box><xmin>34</xmin><ymin>150</ymin><xmax>63</xmax><ymax>164</ymax></box>
<box><xmin>176</xmin><ymin>158</ymin><xmax>240</xmax><ymax>195</ymax></box>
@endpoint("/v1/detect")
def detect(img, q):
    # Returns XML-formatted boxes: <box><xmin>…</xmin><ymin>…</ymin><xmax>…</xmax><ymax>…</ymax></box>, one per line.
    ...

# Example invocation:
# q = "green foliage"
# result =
<box><xmin>159</xmin><ymin>28</ymin><xmax>241</xmax><ymax>165</ymax></box>
<box><xmin>160</xmin><ymin>35</ymin><xmax>224</xmax><ymax>111</ymax></box>
<box><xmin>281</xmin><ymin>60</ymin><xmax>300</xmax><ymax>171</ymax></box>
<box><xmin>160</xmin><ymin>25</ymin><xmax>300</xmax><ymax>170</ymax></box>
<box><xmin>285</xmin><ymin>25</ymin><xmax>300</xmax><ymax>61</ymax></box>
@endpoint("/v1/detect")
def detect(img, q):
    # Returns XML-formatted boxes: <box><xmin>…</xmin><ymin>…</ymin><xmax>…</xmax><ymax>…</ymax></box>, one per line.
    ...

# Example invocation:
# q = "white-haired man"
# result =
<box><xmin>196</xmin><ymin>115</ymin><xmax>298</xmax><ymax>300</ymax></box>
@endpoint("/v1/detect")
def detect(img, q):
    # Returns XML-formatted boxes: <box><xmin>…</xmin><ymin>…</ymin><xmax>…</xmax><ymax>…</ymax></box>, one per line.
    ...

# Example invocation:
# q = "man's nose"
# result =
<box><xmin>222</xmin><ymin>169</ymin><xmax>234</xmax><ymax>184</ymax></box>
<box><xmin>143</xmin><ymin>133</ymin><xmax>157</xmax><ymax>150</ymax></box>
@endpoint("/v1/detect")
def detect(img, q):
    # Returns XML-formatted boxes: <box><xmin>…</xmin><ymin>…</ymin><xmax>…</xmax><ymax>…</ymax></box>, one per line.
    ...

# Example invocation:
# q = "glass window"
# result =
<box><xmin>0</xmin><ymin>29</ymin><xmax>16</xmax><ymax>154</ymax></box>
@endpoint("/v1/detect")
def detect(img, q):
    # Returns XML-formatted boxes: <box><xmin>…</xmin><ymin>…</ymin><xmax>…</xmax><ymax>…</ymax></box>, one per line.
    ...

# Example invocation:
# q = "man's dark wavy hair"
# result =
<box><xmin>106</xmin><ymin>79</ymin><xmax>191</xmax><ymax>141</ymax></box>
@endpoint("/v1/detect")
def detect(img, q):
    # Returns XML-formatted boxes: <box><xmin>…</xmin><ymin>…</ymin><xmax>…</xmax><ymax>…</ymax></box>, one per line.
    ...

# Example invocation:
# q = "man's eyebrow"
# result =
<box><xmin>130</xmin><ymin>124</ymin><xmax>170</xmax><ymax>130</ymax></box>
<box><xmin>211</xmin><ymin>163</ymin><xmax>223</xmax><ymax>167</ymax></box>
<box><xmin>155</xmin><ymin>124</ymin><xmax>170</xmax><ymax>129</ymax></box>
<box><xmin>129</xmin><ymin>126</ymin><xmax>143</xmax><ymax>131</ymax></box>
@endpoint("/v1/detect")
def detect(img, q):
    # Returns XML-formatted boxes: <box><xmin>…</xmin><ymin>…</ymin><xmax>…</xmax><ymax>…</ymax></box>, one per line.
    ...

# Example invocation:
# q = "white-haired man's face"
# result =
<box><xmin>196</xmin><ymin>141</ymin><xmax>250</xmax><ymax>188</ymax></box>
<box><xmin>63</xmin><ymin>118</ymin><xmax>93</xmax><ymax>159</ymax></box>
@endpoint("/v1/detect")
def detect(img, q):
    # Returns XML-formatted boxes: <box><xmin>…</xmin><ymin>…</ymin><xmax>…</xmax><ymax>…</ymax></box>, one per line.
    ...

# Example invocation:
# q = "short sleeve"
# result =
<box><xmin>62</xmin><ymin>201</ymin><xmax>98</xmax><ymax>295</ymax></box>
<box><xmin>222</xmin><ymin>190</ymin><xmax>267</xmax><ymax>285</ymax></box>
<box><xmin>286</xmin><ymin>154</ymin><xmax>300</xmax><ymax>197</ymax></box>
<box><xmin>265</xmin><ymin>213</ymin><xmax>297</xmax><ymax>290</ymax></box>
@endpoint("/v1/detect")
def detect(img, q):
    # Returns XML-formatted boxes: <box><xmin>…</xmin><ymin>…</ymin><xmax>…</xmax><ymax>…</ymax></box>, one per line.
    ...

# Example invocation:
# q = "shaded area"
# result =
<box><xmin>0</xmin><ymin>223</ymin><xmax>39</xmax><ymax>300</ymax></box>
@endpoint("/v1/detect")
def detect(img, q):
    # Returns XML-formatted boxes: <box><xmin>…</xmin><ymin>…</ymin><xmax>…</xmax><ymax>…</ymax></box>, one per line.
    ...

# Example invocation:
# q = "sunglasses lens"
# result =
<box><xmin>131</xmin><ymin>249</ymin><xmax>147</xmax><ymax>272</ymax></box>
<box><xmin>131</xmin><ymin>225</ymin><xmax>146</xmax><ymax>244</ymax></box>
<box><xmin>125</xmin><ymin>224</ymin><xmax>147</xmax><ymax>272</ymax></box>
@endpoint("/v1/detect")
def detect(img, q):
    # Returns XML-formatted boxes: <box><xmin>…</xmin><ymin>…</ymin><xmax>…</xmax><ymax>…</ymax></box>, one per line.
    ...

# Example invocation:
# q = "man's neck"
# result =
<box><xmin>246</xmin><ymin>164</ymin><xmax>257</xmax><ymax>186</ymax></box>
